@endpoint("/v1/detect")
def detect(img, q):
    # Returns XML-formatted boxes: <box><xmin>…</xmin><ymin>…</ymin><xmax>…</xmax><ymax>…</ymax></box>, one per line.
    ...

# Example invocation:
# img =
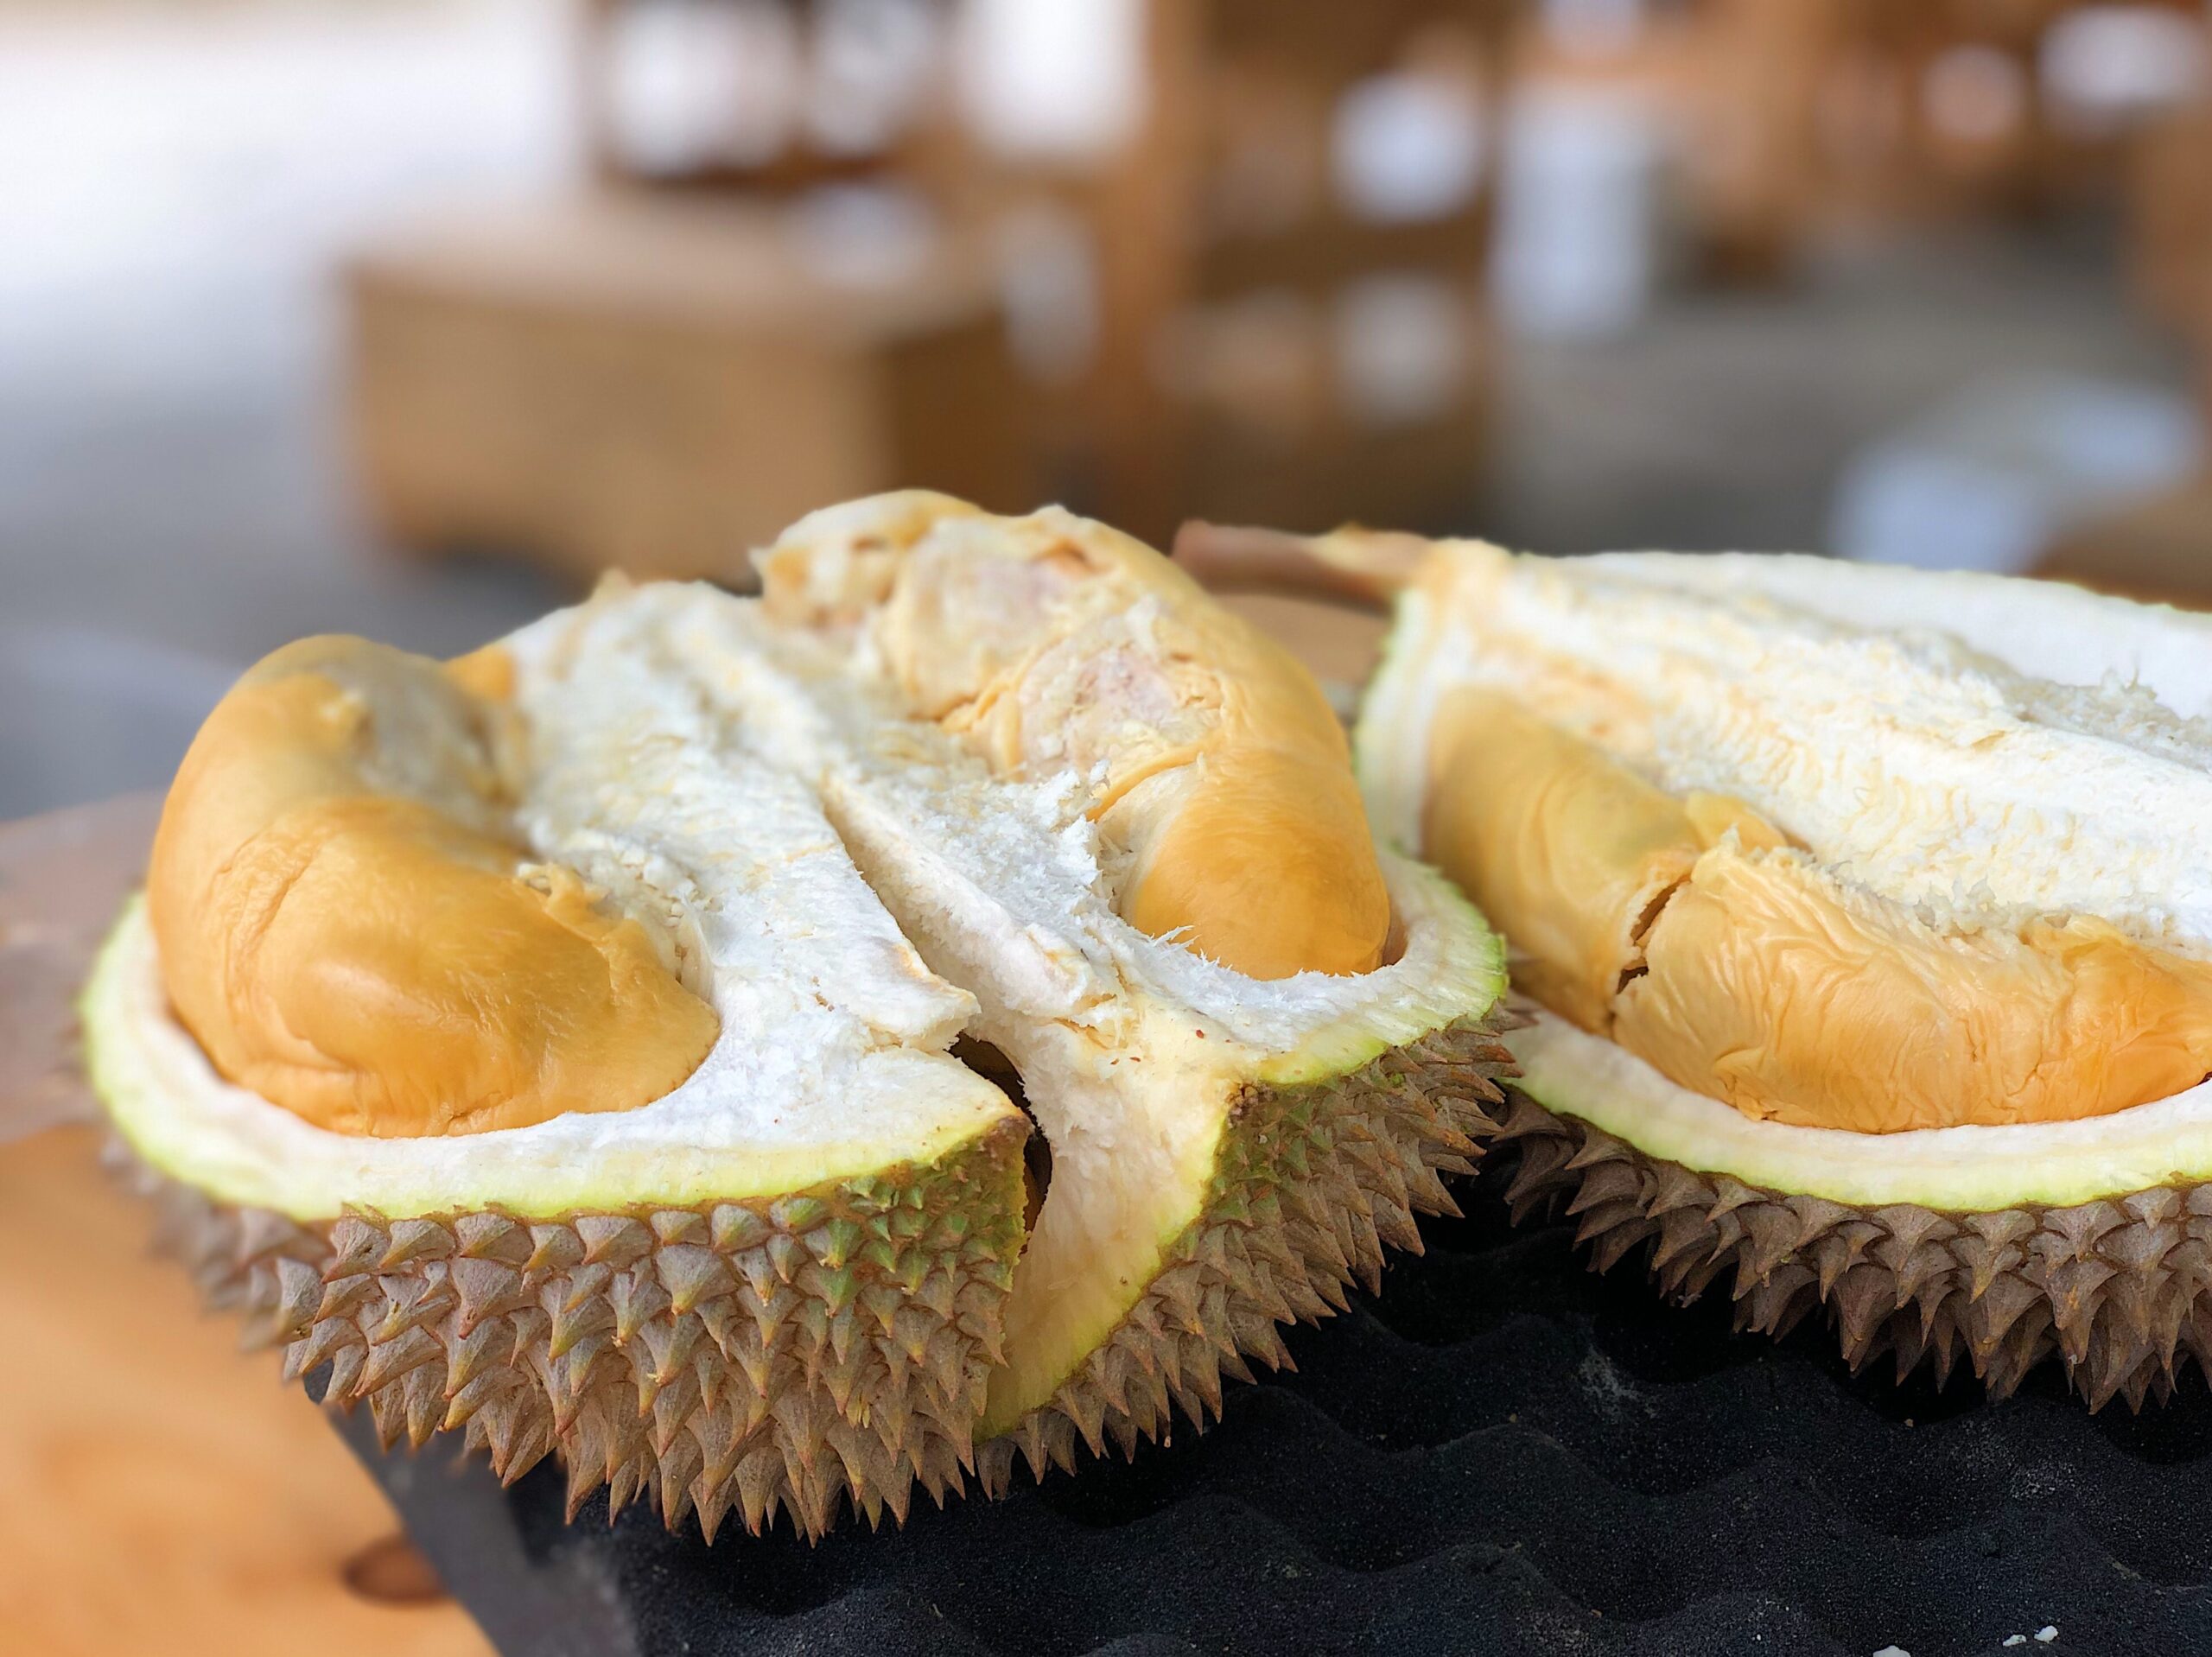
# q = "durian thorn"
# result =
<box><xmin>1506</xmin><ymin>1087</ymin><xmax>2212</xmax><ymax>1412</ymax></box>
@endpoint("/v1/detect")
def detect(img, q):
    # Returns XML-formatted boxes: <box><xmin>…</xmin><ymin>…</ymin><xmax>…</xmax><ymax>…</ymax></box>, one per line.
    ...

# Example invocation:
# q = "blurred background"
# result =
<box><xmin>4</xmin><ymin>0</ymin><xmax>2209</xmax><ymax>821</ymax></box>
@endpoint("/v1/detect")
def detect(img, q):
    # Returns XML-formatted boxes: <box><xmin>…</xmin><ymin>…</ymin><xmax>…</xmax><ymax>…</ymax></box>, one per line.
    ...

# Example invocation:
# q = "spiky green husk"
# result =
<box><xmin>108</xmin><ymin>1120</ymin><xmax>1027</xmax><ymax>1540</ymax></box>
<box><xmin>978</xmin><ymin>1015</ymin><xmax>1517</xmax><ymax>1488</ymax></box>
<box><xmin>1494</xmin><ymin>1090</ymin><xmax>2212</xmax><ymax>1411</ymax></box>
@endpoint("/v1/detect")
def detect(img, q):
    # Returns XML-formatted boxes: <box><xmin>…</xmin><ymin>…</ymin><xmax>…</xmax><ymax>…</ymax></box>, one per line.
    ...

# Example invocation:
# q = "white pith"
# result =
<box><xmin>582</xmin><ymin>583</ymin><xmax>1502</xmax><ymax>1421</ymax></box>
<box><xmin>1592</xmin><ymin>551</ymin><xmax>2212</xmax><ymax>723</ymax></box>
<box><xmin>92</xmin><ymin>581</ymin><xmax>1505</xmax><ymax>1416</ymax></box>
<box><xmin>1357</xmin><ymin>549</ymin><xmax>2212</xmax><ymax>1200</ymax></box>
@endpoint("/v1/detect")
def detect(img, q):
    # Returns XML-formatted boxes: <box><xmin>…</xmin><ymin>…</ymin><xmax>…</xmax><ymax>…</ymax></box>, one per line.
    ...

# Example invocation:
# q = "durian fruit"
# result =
<box><xmin>83</xmin><ymin>493</ymin><xmax>1513</xmax><ymax>1538</ymax></box>
<box><xmin>1192</xmin><ymin>523</ymin><xmax>2212</xmax><ymax>1406</ymax></box>
<box><xmin>92</xmin><ymin>622</ymin><xmax>1031</xmax><ymax>1539</ymax></box>
<box><xmin>666</xmin><ymin>492</ymin><xmax>1514</xmax><ymax>1479</ymax></box>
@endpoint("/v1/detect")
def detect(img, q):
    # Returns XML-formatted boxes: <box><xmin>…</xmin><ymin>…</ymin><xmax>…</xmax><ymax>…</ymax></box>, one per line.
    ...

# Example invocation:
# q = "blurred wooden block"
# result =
<box><xmin>1065</xmin><ymin>0</ymin><xmax>1509</xmax><ymax>546</ymax></box>
<box><xmin>2129</xmin><ymin>98</ymin><xmax>2212</xmax><ymax>340</ymax></box>
<box><xmin>2035</xmin><ymin>470</ymin><xmax>2212</xmax><ymax>609</ymax></box>
<box><xmin>345</xmin><ymin>193</ymin><xmax>1035</xmax><ymax>586</ymax></box>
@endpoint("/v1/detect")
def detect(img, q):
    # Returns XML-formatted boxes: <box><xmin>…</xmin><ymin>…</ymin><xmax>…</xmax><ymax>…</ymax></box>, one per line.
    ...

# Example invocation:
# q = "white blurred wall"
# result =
<box><xmin>0</xmin><ymin>1</ymin><xmax>578</xmax><ymax>816</ymax></box>
<box><xmin>0</xmin><ymin>0</ymin><xmax>573</xmax><ymax>409</ymax></box>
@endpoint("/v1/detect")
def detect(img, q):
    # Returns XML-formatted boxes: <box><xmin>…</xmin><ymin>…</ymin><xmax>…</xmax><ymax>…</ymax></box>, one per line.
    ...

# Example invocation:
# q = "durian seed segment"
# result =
<box><xmin>1425</xmin><ymin>686</ymin><xmax>2212</xmax><ymax>1134</ymax></box>
<box><xmin>1186</xmin><ymin>518</ymin><xmax>2212</xmax><ymax>1403</ymax></box>
<box><xmin>93</xmin><ymin>497</ymin><xmax>1516</xmax><ymax>1534</ymax></box>
<box><xmin>1355</xmin><ymin>538</ymin><xmax>2212</xmax><ymax>1135</ymax></box>
<box><xmin>92</xmin><ymin>587</ymin><xmax>1038</xmax><ymax>1540</ymax></box>
<box><xmin>760</xmin><ymin>492</ymin><xmax>1394</xmax><ymax>981</ymax></box>
<box><xmin>147</xmin><ymin>635</ymin><xmax>719</xmax><ymax>1137</ymax></box>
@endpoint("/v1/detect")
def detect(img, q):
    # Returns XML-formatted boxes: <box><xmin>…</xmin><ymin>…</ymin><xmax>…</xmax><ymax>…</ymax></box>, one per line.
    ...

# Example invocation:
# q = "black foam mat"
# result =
<box><xmin>333</xmin><ymin>1146</ymin><xmax>2212</xmax><ymax>1656</ymax></box>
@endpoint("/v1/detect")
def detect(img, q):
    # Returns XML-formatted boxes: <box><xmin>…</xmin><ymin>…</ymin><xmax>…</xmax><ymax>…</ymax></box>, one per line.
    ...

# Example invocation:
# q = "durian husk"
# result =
<box><xmin>978</xmin><ymin>1013</ymin><xmax>1517</xmax><ymax>1488</ymax></box>
<box><xmin>106</xmin><ymin>1120</ymin><xmax>1027</xmax><ymax>1541</ymax></box>
<box><xmin>1492</xmin><ymin>1089</ymin><xmax>2212</xmax><ymax>1411</ymax></box>
<box><xmin>114</xmin><ymin>1016</ymin><xmax>1517</xmax><ymax>1518</ymax></box>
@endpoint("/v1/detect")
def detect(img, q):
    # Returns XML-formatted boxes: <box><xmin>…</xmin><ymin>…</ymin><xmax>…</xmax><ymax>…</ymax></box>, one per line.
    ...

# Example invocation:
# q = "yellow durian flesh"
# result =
<box><xmin>762</xmin><ymin>492</ymin><xmax>1392</xmax><ymax>981</ymax></box>
<box><xmin>148</xmin><ymin>636</ymin><xmax>719</xmax><ymax>1138</ymax></box>
<box><xmin>1424</xmin><ymin>689</ymin><xmax>1698</xmax><ymax>1032</ymax></box>
<box><xmin>1424</xmin><ymin>684</ymin><xmax>2212</xmax><ymax>1134</ymax></box>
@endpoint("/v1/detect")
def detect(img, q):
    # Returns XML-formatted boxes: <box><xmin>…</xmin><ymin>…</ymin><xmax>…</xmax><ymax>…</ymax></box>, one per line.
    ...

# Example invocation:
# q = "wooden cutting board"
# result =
<box><xmin>0</xmin><ymin>594</ymin><xmax>1375</xmax><ymax>1654</ymax></box>
<box><xmin>0</xmin><ymin>797</ymin><xmax>491</xmax><ymax>1654</ymax></box>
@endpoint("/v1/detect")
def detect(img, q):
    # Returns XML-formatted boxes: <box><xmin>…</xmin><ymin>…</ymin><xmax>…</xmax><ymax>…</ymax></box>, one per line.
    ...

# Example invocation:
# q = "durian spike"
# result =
<box><xmin>1499</xmin><ymin>1091</ymin><xmax>2212</xmax><ymax>1411</ymax></box>
<box><xmin>106</xmin><ymin>1116</ymin><xmax>1025</xmax><ymax>1544</ymax></box>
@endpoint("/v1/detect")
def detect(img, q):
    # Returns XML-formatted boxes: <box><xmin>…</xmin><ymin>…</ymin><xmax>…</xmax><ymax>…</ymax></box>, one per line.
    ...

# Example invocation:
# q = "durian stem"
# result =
<box><xmin>1170</xmin><ymin>521</ymin><xmax>1422</xmax><ymax>612</ymax></box>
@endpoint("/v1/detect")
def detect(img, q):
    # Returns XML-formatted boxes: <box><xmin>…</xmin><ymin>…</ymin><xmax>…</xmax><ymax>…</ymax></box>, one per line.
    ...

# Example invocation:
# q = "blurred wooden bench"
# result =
<box><xmin>345</xmin><ymin>192</ymin><xmax>1033</xmax><ymax>585</ymax></box>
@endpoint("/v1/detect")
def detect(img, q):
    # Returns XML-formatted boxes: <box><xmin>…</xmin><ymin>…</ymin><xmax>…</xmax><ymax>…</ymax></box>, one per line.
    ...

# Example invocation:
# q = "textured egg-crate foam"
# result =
<box><xmin>320</xmin><ymin>1143</ymin><xmax>2212</xmax><ymax>1657</ymax></box>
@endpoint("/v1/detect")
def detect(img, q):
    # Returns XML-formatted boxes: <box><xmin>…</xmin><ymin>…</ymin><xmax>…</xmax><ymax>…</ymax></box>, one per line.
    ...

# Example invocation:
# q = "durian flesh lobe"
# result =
<box><xmin>146</xmin><ymin>636</ymin><xmax>722</xmax><ymax>1138</ymax></box>
<box><xmin>1422</xmin><ymin>685</ymin><xmax>2212</xmax><ymax>1134</ymax></box>
<box><xmin>758</xmin><ymin>491</ymin><xmax>1395</xmax><ymax>982</ymax></box>
<box><xmin>727</xmin><ymin>492</ymin><xmax>1512</xmax><ymax>1452</ymax></box>
<box><xmin>85</xmin><ymin>494</ymin><xmax>1512</xmax><ymax>1536</ymax></box>
<box><xmin>1349</xmin><ymin>536</ymin><xmax>2212</xmax><ymax>1403</ymax></box>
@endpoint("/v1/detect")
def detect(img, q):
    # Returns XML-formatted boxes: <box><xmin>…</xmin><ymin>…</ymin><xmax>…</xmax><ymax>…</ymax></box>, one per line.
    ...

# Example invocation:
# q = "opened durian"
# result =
<box><xmin>1386</xmin><ymin>544</ymin><xmax>2212</xmax><ymax>1406</ymax></box>
<box><xmin>83</xmin><ymin>492</ymin><xmax>1511</xmax><ymax>1539</ymax></box>
<box><xmin>1183</xmin><ymin>522</ymin><xmax>2212</xmax><ymax>1406</ymax></box>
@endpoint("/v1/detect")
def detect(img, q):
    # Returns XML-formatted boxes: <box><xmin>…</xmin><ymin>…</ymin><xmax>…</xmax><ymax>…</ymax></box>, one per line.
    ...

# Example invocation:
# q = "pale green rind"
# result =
<box><xmin>85</xmin><ymin>897</ymin><xmax>1022</xmax><ymax>1222</ymax></box>
<box><xmin>978</xmin><ymin>1004</ymin><xmax>1513</xmax><ymax>1458</ymax></box>
<box><xmin>974</xmin><ymin>854</ymin><xmax>1508</xmax><ymax>1431</ymax></box>
<box><xmin>1350</xmin><ymin>584</ymin><xmax>1433</xmax><ymax>858</ymax></box>
<box><xmin>1253</xmin><ymin>856</ymin><xmax>1505</xmax><ymax>1088</ymax></box>
<box><xmin>1513</xmin><ymin>1010</ymin><xmax>2212</xmax><ymax>1211</ymax></box>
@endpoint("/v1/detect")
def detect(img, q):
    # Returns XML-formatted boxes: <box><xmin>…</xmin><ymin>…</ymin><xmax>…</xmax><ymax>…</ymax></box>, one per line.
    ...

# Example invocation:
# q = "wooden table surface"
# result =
<box><xmin>0</xmin><ymin>797</ymin><xmax>492</xmax><ymax>1654</ymax></box>
<box><xmin>0</xmin><ymin>594</ymin><xmax>1380</xmax><ymax>1654</ymax></box>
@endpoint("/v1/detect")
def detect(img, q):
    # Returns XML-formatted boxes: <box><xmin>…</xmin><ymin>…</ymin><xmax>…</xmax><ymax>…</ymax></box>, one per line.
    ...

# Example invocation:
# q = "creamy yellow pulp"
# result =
<box><xmin>1427</xmin><ymin>689</ymin><xmax>2212</xmax><ymax>1133</ymax></box>
<box><xmin>764</xmin><ymin>495</ymin><xmax>1395</xmax><ymax>981</ymax></box>
<box><xmin>152</xmin><ymin>498</ymin><xmax>1400</xmax><ymax>1140</ymax></box>
<box><xmin>148</xmin><ymin>637</ymin><xmax>719</xmax><ymax>1138</ymax></box>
